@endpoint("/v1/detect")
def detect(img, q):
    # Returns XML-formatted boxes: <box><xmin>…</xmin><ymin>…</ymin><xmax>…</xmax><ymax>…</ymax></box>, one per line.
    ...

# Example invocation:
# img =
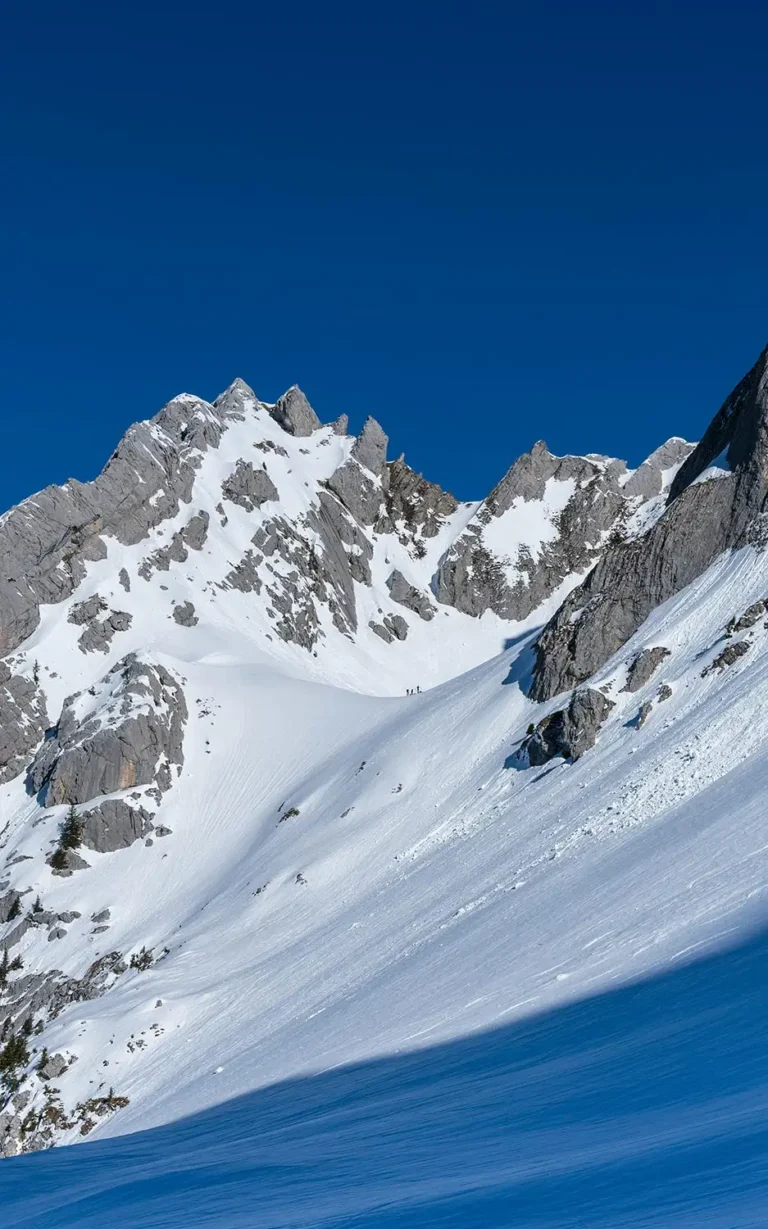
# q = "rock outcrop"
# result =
<box><xmin>27</xmin><ymin>655</ymin><xmax>187</xmax><ymax>808</ymax></box>
<box><xmin>530</xmin><ymin>345</ymin><xmax>768</xmax><ymax>700</ymax></box>
<box><xmin>138</xmin><ymin>512</ymin><xmax>210</xmax><ymax>580</ymax></box>
<box><xmin>172</xmin><ymin>601</ymin><xmax>198</xmax><ymax>627</ymax></box>
<box><xmin>435</xmin><ymin>444</ymin><xmax>628</xmax><ymax>621</ymax></box>
<box><xmin>386</xmin><ymin>570</ymin><xmax>435</xmax><ymax>620</ymax></box>
<box><xmin>621</xmin><ymin>646</ymin><xmax>671</xmax><ymax>693</ymax></box>
<box><xmin>268</xmin><ymin>386</ymin><xmax>321</xmax><ymax>437</ymax></box>
<box><xmin>221</xmin><ymin>462</ymin><xmax>278</xmax><ymax>512</ymax></box>
<box><xmin>725</xmin><ymin>600</ymin><xmax>768</xmax><ymax>635</ymax></box>
<box><xmin>0</xmin><ymin>395</ymin><xmax>227</xmax><ymax>654</ymax></box>
<box><xmin>328</xmin><ymin>417</ymin><xmax>389</xmax><ymax>525</ymax></box>
<box><xmin>622</xmin><ymin>438</ymin><xmax>694</xmax><ymax>498</ymax></box>
<box><xmin>521</xmin><ymin>688</ymin><xmax>615</xmax><ymax>765</ymax></box>
<box><xmin>0</xmin><ymin>664</ymin><xmax>48</xmax><ymax>785</ymax></box>
<box><xmin>80</xmin><ymin>799</ymin><xmax>154</xmax><ymax>853</ymax></box>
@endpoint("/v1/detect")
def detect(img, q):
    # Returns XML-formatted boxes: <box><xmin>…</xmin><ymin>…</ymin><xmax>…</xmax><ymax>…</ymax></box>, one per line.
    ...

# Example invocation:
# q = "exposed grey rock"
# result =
<box><xmin>118</xmin><ymin>568</ymin><xmax>131</xmax><ymax>592</ymax></box>
<box><xmin>658</xmin><ymin>683</ymin><xmax>672</xmax><ymax>702</ymax></box>
<box><xmin>703</xmin><ymin>640</ymin><xmax>750</xmax><ymax>676</ymax></box>
<box><xmin>80</xmin><ymin>800</ymin><xmax>154</xmax><ymax>853</ymax></box>
<box><xmin>330</xmin><ymin>414</ymin><xmax>349</xmax><ymax>435</ymax></box>
<box><xmin>47</xmin><ymin>927</ymin><xmax>66</xmax><ymax>941</ymax></box>
<box><xmin>269</xmin><ymin>386</ymin><xmax>321</xmax><ymax>437</ymax></box>
<box><xmin>531</xmin><ymin>345</ymin><xmax>768</xmax><ymax>702</ymax></box>
<box><xmin>213</xmin><ymin>378</ymin><xmax>259</xmax><ymax>421</ymax></box>
<box><xmin>68</xmin><ymin>595</ymin><xmax>107</xmax><ymax>626</ymax></box>
<box><xmin>91</xmin><ymin>909</ymin><xmax>111</xmax><ymax>923</ymax></box>
<box><xmin>369</xmin><ymin>621</ymin><xmax>392</xmax><ymax>643</ymax></box>
<box><xmin>3</xmin><ymin>916</ymin><xmax>33</xmax><ymax>949</ymax></box>
<box><xmin>522</xmin><ymin>688</ymin><xmax>615</xmax><ymax>766</ymax></box>
<box><xmin>45</xmin><ymin>950</ymin><xmax>127</xmax><ymax>1019</ymax></box>
<box><xmin>172</xmin><ymin>601</ymin><xmax>198</xmax><ymax>627</ymax></box>
<box><xmin>324</xmin><ymin>418</ymin><xmax>389</xmax><ymax>527</ymax></box>
<box><xmin>384</xmin><ymin>613</ymin><xmax>408</xmax><ymax>641</ymax></box>
<box><xmin>636</xmin><ymin>700</ymin><xmax>653</xmax><ymax>728</ymax></box>
<box><xmin>622</xmin><ymin>646</ymin><xmax>671</xmax><ymax>693</ymax></box>
<box><xmin>254</xmin><ymin>439</ymin><xmax>288</xmax><ymax>457</ymax></box>
<box><xmin>137</xmin><ymin>534</ymin><xmax>185</xmax><ymax>581</ymax></box>
<box><xmin>622</xmin><ymin>438</ymin><xmax>695</xmax><ymax>499</ymax></box>
<box><xmin>327</xmin><ymin>457</ymin><xmax>385</xmax><ymax>526</ymax></box>
<box><xmin>222</xmin><ymin>460</ymin><xmax>279</xmax><ymax>513</ymax></box>
<box><xmin>77</xmin><ymin>610</ymin><xmax>133</xmax><ymax>655</ymax></box>
<box><xmin>181</xmin><ymin>511</ymin><xmax>210</xmax><ymax>551</ymax></box>
<box><xmin>221</xmin><ymin>549</ymin><xmax>262</xmax><ymax>595</ymax></box>
<box><xmin>0</xmin><ymin>889</ymin><xmax>21</xmax><ymax>923</ymax></box>
<box><xmin>0</xmin><ymin>1113</ymin><xmax>22</xmax><ymax>1157</ymax></box>
<box><xmin>27</xmin><ymin>654</ymin><xmax>187</xmax><ymax>807</ymax></box>
<box><xmin>0</xmin><ymin>663</ymin><xmax>48</xmax><ymax>784</ymax></box>
<box><xmin>37</xmin><ymin>1053</ymin><xmax>69</xmax><ymax>1080</ymax></box>
<box><xmin>436</xmin><ymin>443</ymin><xmax>626</xmax><ymax>621</ymax></box>
<box><xmin>386</xmin><ymin>570</ymin><xmax>435</xmax><ymax>621</ymax></box>
<box><xmin>726</xmin><ymin>601</ymin><xmax>767</xmax><ymax>635</ymax></box>
<box><xmin>138</xmin><ymin>512</ymin><xmax>209</xmax><ymax>580</ymax></box>
<box><xmin>351</xmin><ymin>417</ymin><xmax>388</xmax><ymax>474</ymax></box>
<box><xmin>384</xmin><ymin>456</ymin><xmax>458</xmax><ymax>542</ymax></box>
<box><xmin>154</xmin><ymin>825</ymin><xmax>172</xmax><ymax>837</ymax></box>
<box><xmin>57</xmin><ymin>911</ymin><xmax>80</xmax><ymax>924</ymax></box>
<box><xmin>0</xmin><ymin>391</ymin><xmax>230</xmax><ymax>654</ymax></box>
<box><xmin>49</xmin><ymin>850</ymin><xmax>89</xmax><ymax>877</ymax></box>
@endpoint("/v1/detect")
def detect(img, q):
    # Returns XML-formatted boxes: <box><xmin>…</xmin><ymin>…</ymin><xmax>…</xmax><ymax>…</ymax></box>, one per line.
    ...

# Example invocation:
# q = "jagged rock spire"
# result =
<box><xmin>269</xmin><ymin>386</ymin><xmax>322</xmax><ymax>437</ymax></box>
<box><xmin>351</xmin><ymin>416</ymin><xmax>388</xmax><ymax>473</ymax></box>
<box><xmin>531</xmin><ymin>342</ymin><xmax>768</xmax><ymax>701</ymax></box>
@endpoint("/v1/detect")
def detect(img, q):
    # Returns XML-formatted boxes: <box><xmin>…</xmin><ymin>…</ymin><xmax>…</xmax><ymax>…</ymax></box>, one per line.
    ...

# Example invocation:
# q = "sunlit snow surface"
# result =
<box><xmin>1</xmin><ymin>396</ymin><xmax>767</xmax><ymax>1222</ymax></box>
<box><xmin>2</xmin><ymin>931</ymin><xmax>767</xmax><ymax>1226</ymax></box>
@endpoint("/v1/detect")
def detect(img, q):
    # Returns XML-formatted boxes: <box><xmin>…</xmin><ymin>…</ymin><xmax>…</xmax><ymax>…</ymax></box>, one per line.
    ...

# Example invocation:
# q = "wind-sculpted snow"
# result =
<box><xmin>2</xmin><ymin>930</ymin><xmax>767</xmax><ymax>1227</ymax></box>
<box><xmin>3</xmin><ymin>345</ymin><xmax>768</xmax><ymax>1197</ymax></box>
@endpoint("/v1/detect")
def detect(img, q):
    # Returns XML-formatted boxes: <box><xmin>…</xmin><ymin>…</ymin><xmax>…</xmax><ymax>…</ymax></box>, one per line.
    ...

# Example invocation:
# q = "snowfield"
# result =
<box><xmin>0</xmin><ymin>382</ymin><xmax>766</xmax><ymax>1223</ymax></box>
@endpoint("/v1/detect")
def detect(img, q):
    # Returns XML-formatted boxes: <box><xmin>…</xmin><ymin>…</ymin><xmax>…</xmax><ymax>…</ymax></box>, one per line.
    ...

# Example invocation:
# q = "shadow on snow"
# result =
<box><xmin>2</xmin><ymin>927</ymin><xmax>768</xmax><ymax>1228</ymax></box>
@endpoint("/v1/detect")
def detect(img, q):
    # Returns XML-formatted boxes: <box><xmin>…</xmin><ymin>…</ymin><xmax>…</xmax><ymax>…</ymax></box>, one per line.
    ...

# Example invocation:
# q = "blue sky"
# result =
<box><xmin>2</xmin><ymin>0</ymin><xmax>768</xmax><ymax>506</ymax></box>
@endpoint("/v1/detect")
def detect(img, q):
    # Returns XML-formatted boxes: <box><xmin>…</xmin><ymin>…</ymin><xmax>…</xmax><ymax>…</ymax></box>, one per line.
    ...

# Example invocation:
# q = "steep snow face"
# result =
<box><xmin>0</xmin><ymin>376</ymin><xmax>716</xmax><ymax>1160</ymax></box>
<box><xmin>4</xmin><ymin>542</ymin><xmax>768</xmax><ymax>1159</ymax></box>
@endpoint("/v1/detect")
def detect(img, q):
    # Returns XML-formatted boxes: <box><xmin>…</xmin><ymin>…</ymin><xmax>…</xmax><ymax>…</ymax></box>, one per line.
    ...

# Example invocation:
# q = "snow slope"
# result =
<box><xmin>3</xmin><ymin>927</ymin><xmax>766</xmax><ymax>1228</ymax></box>
<box><xmin>1</xmin><ymin>377</ymin><xmax>767</xmax><ymax>1222</ymax></box>
<box><xmin>5</xmin><ymin>542</ymin><xmax>768</xmax><ymax>1140</ymax></box>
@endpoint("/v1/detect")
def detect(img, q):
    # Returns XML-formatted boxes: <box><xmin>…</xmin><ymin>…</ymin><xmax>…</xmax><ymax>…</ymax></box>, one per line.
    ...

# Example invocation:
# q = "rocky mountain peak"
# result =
<box><xmin>351</xmin><ymin>416</ymin><xmax>388</xmax><ymax>473</ymax></box>
<box><xmin>6</xmin><ymin>347</ymin><xmax>768</xmax><ymax>1162</ymax></box>
<box><xmin>531</xmin><ymin>342</ymin><xmax>768</xmax><ymax>701</ymax></box>
<box><xmin>268</xmin><ymin>385</ymin><xmax>322</xmax><ymax>437</ymax></box>
<box><xmin>623</xmin><ymin>437</ymin><xmax>694</xmax><ymax>499</ymax></box>
<box><xmin>213</xmin><ymin>378</ymin><xmax>260</xmax><ymax>420</ymax></box>
<box><xmin>668</xmin><ymin>344</ymin><xmax>768</xmax><ymax>501</ymax></box>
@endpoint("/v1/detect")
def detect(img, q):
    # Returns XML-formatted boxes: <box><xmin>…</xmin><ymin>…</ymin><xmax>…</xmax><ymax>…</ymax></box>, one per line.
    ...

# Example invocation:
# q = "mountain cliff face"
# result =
<box><xmin>2</xmin><ymin>349</ymin><xmax>768</xmax><ymax>1159</ymax></box>
<box><xmin>530</xmin><ymin>344</ymin><xmax>768</xmax><ymax>701</ymax></box>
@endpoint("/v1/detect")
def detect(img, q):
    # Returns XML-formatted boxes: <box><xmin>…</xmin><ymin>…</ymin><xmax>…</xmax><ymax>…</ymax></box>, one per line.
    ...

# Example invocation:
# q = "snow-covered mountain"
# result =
<box><xmin>1</xmin><ymin>343</ymin><xmax>768</xmax><ymax>1202</ymax></box>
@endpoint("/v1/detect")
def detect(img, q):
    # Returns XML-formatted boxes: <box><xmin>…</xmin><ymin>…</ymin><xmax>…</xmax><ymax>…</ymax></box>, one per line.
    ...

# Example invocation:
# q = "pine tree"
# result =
<box><xmin>6</xmin><ymin>896</ymin><xmax>20</xmax><ymax>921</ymax></box>
<box><xmin>0</xmin><ymin>948</ymin><xmax>8</xmax><ymax>986</ymax></box>
<box><xmin>0</xmin><ymin>1032</ymin><xmax>30</xmax><ymax>1074</ymax></box>
<box><xmin>49</xmin><ymin>847</ymin><xmax>68</xmax><ymax>872</ymax></box>
<box><xmin>32</xmin><ymin>896</ymin><xmax>42</xmax><ymax>914</ymax></box>
<box><xmin>59</xmin><ymin>804</ymin><xmax>84</xmax><ymax>851</ymax></box>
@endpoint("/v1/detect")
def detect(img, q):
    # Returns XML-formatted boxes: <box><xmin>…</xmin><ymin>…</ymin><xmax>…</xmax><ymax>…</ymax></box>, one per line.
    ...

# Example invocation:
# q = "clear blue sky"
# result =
<box><xmin>2</xmin><ymin>0</ymin><xmax>768</xmax><ymax>506</ymax></box>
